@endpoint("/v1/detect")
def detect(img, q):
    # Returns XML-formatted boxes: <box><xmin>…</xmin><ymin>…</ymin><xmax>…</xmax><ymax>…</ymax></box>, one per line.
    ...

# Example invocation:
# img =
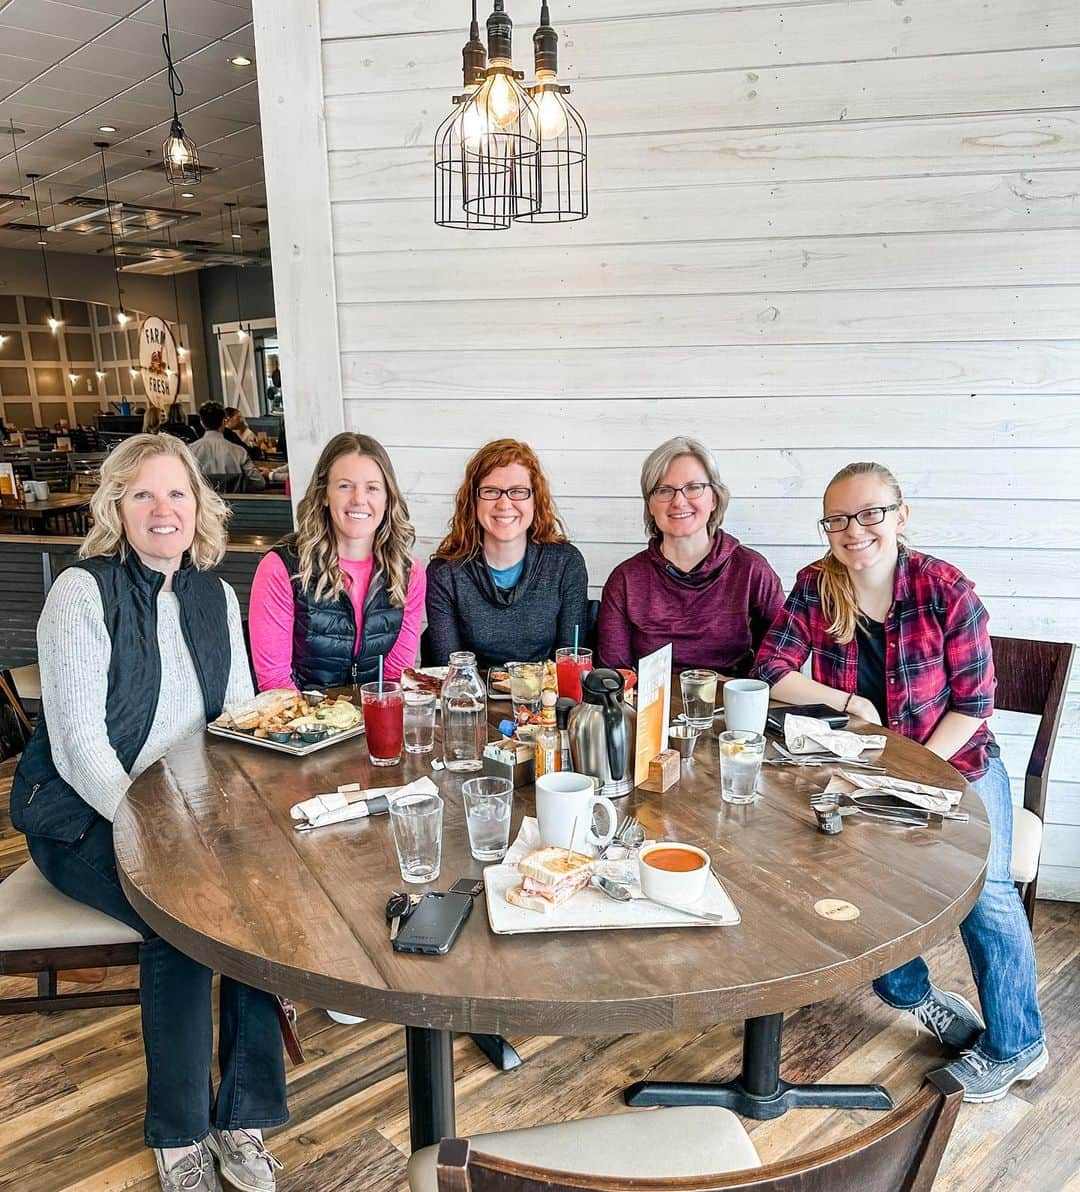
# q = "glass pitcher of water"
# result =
<box><xmin>440</xmin><ymin>650</ymin><xmax>487</xmax><ymax>771</ymax></box>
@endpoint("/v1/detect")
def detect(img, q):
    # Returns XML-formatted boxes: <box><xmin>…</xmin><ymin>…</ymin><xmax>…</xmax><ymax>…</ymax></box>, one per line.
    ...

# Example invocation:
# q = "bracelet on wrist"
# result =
<box><xmin>843</xmin><ymin>693</ymin><xmax>853</xmax><ymax>712</ymax></box>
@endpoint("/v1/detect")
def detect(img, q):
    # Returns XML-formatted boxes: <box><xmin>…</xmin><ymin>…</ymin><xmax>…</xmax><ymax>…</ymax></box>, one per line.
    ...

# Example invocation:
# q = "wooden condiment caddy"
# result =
<box><xmin>639</xmin><ymin>748</ymin><xmax>680</xmax><ymax>793</ymax></box>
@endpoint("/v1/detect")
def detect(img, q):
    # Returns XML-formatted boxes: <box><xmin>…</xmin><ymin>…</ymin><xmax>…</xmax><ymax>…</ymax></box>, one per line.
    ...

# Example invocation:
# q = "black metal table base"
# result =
<box><xmin>469</xmin><ymin>1032</ymin><xmax>523</xmax><ymax>1071</ymax></box>
<box><xmin>624</xmin><ymin>1012</ymin><xmax>894</xmax><ymax>1122</ymax></box>
<box><xmin>407</xmin><ymin>1026</ymin><xmax>456</xmax><ymax>1151</ymax></box>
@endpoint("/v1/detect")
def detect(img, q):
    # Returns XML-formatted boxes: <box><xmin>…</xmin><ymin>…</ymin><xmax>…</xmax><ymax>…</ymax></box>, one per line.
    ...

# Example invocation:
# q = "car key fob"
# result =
<box><xmin>385</xmin><ymin>891</ymin><xmax>411</xmax><ymax>941</ymax></box>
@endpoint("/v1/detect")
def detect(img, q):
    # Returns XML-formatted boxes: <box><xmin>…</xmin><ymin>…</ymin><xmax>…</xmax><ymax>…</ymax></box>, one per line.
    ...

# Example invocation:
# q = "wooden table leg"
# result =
<box><xmin>624</xmin><ymin>1012</ymin><xmax>894</xmax><ymax>1121</ymax></box>
<box><xmin>406</xmin><ymin>1026</ymin><xmax>456</xmax><ymax>1151</ymax></box>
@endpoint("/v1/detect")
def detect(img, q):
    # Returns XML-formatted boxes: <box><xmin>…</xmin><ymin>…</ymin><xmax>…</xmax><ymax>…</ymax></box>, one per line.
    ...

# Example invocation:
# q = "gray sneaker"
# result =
<box><xmin>945</xmin><ymin>1044</ymin><xmax>1049</xmax><ymax>1103</ymax></box>
<box><xmin>206</xmin><ymin>1128</ymin><xmax>283</xmax><ymax>1192</ymax></box>
<box><xmin>154</xmin><ymin>1142</ymin><xmax>223</xmax><ymax>1192</ymax></box>
<box><xmin>908</xmin><ymin>986</ymin><xmax>985</xmax><ymax>1050</ymax></box>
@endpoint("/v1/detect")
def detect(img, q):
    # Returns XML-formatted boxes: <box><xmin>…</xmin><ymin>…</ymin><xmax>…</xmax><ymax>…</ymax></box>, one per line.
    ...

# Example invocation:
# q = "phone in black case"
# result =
<box><xmin>766</xmin><ymin>704</ymin><xmax>850</xmax><ymax>734</ymax></box>
<box><xmin>392</xmin><ymin>892</ymin><xmax>474</xmax><ymax>955</ymax></box>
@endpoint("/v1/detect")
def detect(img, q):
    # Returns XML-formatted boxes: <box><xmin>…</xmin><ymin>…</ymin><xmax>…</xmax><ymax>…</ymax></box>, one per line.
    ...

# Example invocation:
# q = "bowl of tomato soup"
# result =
<box><xmin>638</xmin><ymin>842</ymin><xmax>711</xmax><ymax>904</ymax></box>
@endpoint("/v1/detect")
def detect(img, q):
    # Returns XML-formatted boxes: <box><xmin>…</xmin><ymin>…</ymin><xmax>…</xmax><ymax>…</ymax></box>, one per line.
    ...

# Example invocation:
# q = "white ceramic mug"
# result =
<box><xmin>722</xmin><ymin>678</ymin><xmax>770</xmax><ymax>735</ymax></box>
<box><xmin>535</xmin><ymin>771</ymin><xmax>618</xmax><ymax>854</ymax></box>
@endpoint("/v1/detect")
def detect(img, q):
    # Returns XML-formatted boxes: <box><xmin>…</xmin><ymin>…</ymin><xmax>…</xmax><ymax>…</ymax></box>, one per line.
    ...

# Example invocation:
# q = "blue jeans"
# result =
<box><xmin>27</xmin><ymin>817</ymin><xmax>288</xmax><ymax>1148</ymax></box>
<box><xmin>872</xmin><ymin>757</ymin><xmax>1044</xmax><ymax>1062</ymax></box>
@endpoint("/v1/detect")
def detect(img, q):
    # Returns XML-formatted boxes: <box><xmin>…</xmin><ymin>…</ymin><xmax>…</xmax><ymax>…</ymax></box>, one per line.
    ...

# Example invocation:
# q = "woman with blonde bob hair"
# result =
<box><xmin>248</xmin><ymin>432</ymin><xmax>426</xmax><ymax>691</ymax></box>
<box><xmin>598</xmin><ymin>435</ymin><xmax>783</xmax><ymax>674</ymax></box>
<box><xmin>425</xmin><ymin>438</ymin><xmax>588</xmax><ymax>668</ymax></box>
<box><xmin>11</xmin><ymin>433</ymin><xmax>288</xmax><ymax>1190</ymax></box>
<box><xmin>754</xmin><ymin>461</ymin><xmax>1046</xmax><ymax>1105</ymax></box>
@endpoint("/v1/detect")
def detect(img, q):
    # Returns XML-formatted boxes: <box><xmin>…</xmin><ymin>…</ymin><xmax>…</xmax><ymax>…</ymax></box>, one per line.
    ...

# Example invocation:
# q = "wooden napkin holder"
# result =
<box><xmin>639</xmin><ymin>748</ymin><xmax>680</xmax><ymax>793</ymax></box>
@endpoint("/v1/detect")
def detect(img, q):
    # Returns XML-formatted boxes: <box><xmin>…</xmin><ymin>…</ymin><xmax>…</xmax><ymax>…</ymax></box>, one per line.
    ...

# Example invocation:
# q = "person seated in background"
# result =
<box><xmin>753</xmin><ymin>460</ymin><xmax>1046</xmax><ymax>1104</ymax></box>
<box><xmin>189</xmin><ymin>402</ymin><xmax>266</xmax><ymax>490</ymax></box>
<box><xmin>248</xmin><ymin>432</ymin><xmax>425</xmax><ymax>691</ymax></box>
<box><xmin>142</xmin><ymin>406</ymin><xmax>163</xmax><ymax>433</ymax></box>
<box><xmin>223</xmin><ymin>407</ymin><xmax>259</xmax><ymax>452</ymax></box>
<box><xmin>426</xmin><ymin>438</ymin><xmax>588</xmax><ymax>668</ymax></box>
<box><xmin>598</xmin><ymin>435</ymin><xmax>783</xmax><ymax>674</ymax></box>
<box><xmin>159</xmin><ymin>401</ymin><xmax>198</xmax><ymax>444</ymax></box>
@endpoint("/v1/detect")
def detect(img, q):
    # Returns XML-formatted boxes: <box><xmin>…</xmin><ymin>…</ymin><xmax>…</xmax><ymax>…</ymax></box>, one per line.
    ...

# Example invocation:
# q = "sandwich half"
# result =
<box><xmin>506</xmin><ymin>846</ymin><xmax>594</xmax><ymax>914</ymax></box>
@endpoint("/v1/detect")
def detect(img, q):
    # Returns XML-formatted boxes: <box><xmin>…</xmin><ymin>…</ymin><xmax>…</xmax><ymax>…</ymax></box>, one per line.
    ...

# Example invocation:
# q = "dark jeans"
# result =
<box><xmin>27</xmin><ymin>817</ymin><xmax>288</xmax><ymax>1148</ymax></box>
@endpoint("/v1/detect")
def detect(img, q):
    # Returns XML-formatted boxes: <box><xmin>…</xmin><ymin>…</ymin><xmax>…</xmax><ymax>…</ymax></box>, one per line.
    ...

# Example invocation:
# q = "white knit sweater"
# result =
<box><xmin>37</xmin><ymin>566</ymin><xmax>254</xmax><ymax>822</ymax></box>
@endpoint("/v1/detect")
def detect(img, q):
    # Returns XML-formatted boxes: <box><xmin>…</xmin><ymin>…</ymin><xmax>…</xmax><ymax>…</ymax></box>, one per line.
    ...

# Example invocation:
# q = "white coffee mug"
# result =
<box><xmin>535</xmin><ymin>771</ymin><xmax>618</xmax><ymax>854</ymax></box>
<box><xmin>723</xmin><ymin>679</ymin><xmax>770</xmax><ymax>735</ymax></box>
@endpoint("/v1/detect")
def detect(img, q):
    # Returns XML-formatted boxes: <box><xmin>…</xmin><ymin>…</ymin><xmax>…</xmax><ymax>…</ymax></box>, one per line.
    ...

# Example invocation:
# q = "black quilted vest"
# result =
<box><xmin>272</xmin><ymin>542</ymin><xmax>404</xmax><ymax>690</ymax></box>
<box><xmin>10</xmin><ymin>552</ymin><xmax>230</xmax><ymax>844</ymax></box>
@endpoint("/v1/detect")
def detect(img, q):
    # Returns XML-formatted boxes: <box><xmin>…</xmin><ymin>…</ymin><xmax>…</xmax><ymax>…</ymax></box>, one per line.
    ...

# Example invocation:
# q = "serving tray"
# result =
<box><xmin>206</xmin><ymin>720</ymin><xmax>365</xmax><ymax>757</ymax></box>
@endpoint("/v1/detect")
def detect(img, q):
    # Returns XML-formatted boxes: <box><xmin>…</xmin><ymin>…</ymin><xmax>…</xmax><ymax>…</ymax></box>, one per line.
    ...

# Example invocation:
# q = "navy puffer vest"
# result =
<box><xmin>272</xmin><ymin>542</ymin><xmax>404</xmax><ymax>690</ymax></box>
<box><xmin>10</xmin><ymin>552</ymin><xmax>230</xmax><ymax>844</ymax></box>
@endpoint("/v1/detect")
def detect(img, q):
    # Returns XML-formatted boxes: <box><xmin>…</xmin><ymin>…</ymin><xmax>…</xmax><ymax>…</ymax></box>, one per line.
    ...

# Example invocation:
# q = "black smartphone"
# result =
<box><xmin>392</xmin><ymin>892</ymin><xmax>474</xmax><ymax>956</ymax></box>
<box><xmin>766</xmin><ymin>704</ymin><xmax>850</xmax><ymax>734</ymax></box>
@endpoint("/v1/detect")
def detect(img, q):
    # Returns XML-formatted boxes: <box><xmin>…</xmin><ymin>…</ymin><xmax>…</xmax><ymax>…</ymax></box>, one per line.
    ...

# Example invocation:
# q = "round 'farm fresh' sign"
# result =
<box><xmin>139</xmin><ymin>316</ymin><xmax>180</xmax><ymax>405</ymax></box>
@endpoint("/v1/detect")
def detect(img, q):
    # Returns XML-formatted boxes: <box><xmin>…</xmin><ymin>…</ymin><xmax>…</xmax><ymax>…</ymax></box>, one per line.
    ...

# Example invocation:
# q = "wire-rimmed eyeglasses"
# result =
<box><xmin>819</xmin><ymin>503</ymin><xmax>901</xmax><ymax>534</ymax></box>
<box><xmin>476</xmin><ymin>486</ymin><xmax>533</xmax><ymax>501</ymax></box>
<box><xmin>649</xmin><ymin>481</ymin><xmax>715</xmax><ymax>503</ymax></box>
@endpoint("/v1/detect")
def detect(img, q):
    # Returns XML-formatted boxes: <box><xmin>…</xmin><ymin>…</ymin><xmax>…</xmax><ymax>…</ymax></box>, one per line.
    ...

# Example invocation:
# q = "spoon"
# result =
<box><xmin>589</xmin><ymin>874</ymin><xmax>729</xmax><ymax>923</ymax></box>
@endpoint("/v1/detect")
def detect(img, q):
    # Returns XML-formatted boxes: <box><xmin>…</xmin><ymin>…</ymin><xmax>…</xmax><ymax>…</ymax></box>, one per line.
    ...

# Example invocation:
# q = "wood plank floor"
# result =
<box><xmin>1</xmin><ymin>762</ymin><xmax>1077</xmax><ymax>1191</ymax></box>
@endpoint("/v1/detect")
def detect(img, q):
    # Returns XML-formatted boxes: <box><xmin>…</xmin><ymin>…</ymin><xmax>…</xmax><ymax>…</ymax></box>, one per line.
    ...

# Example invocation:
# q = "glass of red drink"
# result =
<box><xmin>360</xmin><ymin>682</ymin><xmax>404</xmax><ymax>766</ymax></box>
<box><xmin>555</xmin><ymin>647</ymin><xmax>593</xmax><ymax>702</ymax></box>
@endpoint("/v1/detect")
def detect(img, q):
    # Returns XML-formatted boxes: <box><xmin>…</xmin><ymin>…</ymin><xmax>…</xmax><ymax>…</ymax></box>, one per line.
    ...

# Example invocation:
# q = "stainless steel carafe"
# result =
<box><xmin>567</xmin><ymin>668</ymin><xmax>637</xmax><ymax>798</ymax></box>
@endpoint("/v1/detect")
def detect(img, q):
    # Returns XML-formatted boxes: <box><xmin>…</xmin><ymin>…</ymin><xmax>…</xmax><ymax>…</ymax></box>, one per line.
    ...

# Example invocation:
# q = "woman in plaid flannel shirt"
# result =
<box><xmin>753</xmin><ymin>461</ymin><xmax>1046</xmax><ymax>1104</ymax></box>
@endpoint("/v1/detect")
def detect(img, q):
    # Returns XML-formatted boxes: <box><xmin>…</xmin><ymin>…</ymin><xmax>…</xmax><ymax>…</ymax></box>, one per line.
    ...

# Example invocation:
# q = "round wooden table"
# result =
<box><xmin>114</xmin><ymin>712</ymin><xmax>988</xmax><ymax>1149</ymax></box>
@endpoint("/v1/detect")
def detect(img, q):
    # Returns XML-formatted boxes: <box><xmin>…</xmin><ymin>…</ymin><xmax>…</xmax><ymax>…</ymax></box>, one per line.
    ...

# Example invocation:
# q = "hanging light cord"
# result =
<box><xmin>27</xmin><ymin>174</ymin><xmax>54</xmax><ymax>307</ymax></box>
<box><xmin>97</xmin><ymin>143</ymin><xmax>126</xmax><ymax>316</ymax></box>
<box><xmin>162</xmin><ymin>0</ymin><xmax>185</xmax><ymax>123</ymax></box>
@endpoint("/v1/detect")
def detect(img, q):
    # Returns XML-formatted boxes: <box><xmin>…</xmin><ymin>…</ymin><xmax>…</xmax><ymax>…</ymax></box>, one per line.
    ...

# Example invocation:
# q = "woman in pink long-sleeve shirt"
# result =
<box><xmin>248</xmin><ymin>433</ymin><xmax>426</xmax><ymax>692</ymax></box>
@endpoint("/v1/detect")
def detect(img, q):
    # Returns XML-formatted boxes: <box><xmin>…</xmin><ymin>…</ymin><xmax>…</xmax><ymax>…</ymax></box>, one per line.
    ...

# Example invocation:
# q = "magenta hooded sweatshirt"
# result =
<box><xmin>597</xmin><ymin>532</ymin><xmax>784</xmax><ymax>676</ymax></box>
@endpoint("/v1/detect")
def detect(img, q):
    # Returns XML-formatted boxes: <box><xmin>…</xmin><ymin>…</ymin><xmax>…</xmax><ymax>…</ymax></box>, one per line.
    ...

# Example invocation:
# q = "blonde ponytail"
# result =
<box><xmin>813</xmin><ymin>461</ymin><xmax>904</xmax><ymax>646</ymax></box>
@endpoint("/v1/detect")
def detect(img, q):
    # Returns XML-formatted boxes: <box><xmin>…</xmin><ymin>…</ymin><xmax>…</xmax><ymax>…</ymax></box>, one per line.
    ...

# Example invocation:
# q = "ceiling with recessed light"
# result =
<box><xmin>0</xmin><ymin>0</ymin><xmax>267</xmax><ymax>274</ymax></box>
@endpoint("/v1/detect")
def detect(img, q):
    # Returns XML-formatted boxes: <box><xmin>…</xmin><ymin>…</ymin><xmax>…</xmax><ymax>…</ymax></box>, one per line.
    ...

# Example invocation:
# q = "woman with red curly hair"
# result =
<box><xmin>425</xmin><ymin>439</ymin><xmax>588</xmax><ymax>667</ymax></box>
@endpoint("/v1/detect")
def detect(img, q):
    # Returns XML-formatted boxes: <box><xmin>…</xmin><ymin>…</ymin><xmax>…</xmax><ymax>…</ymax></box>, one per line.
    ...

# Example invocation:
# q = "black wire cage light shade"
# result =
<box><xmin>434</xmin><ymin>1</ymin><xmax>541</xmax><ymax>229</ymax></box>
<box><xmin>517</xmin><ymin>2</ymin><xmax>587</xmax><ymax>222</ymax></box>
<box><xmin>161</xmin><ymin>0</ymin><xmax>201</xmax><ymax>184</ymax></box>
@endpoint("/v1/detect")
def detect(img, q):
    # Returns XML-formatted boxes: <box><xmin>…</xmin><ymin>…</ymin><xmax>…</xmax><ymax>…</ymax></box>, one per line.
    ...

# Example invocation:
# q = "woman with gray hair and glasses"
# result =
<box><xmin>598</xmin><ymin>435</ymin><xmax>783</xmax><ymax>674</ymax></box>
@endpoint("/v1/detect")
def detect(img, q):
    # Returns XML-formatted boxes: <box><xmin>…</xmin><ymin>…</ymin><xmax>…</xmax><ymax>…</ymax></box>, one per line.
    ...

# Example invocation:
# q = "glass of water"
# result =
<box><xmin>718</xmin><ymin>730</ymin><xmax>765</xmax><ymax>804</ymax></box>
<box><xmin>404</xmin><ymin>691</ymin><xmax>436</xmax><ymax>753</ymax></box>
<box><xmin>461</xmin><ymin>776</ymin><xmax>514</xmax><ymax>862</ymax></box>
<box><xmin>389</xmin><ymin>792</ymin><xmax>444</xmax><ymax>883</ymax></box>
<box><xmin>680</xmin><ymin>669</ymin><xmax>718</xmax><ymax>730</ymax></box>
<box><xmin>507</xmin><ymin>661</ymin><xmax>544</xmax><ymax>717</ymax></box>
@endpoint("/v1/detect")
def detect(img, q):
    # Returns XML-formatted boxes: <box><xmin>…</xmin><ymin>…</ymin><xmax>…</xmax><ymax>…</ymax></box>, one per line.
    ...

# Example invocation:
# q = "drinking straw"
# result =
<box><xmin>573</xmin><ymin>624</ymin><xmax>580</xmax><ymax>655</ymax></box>
<box><xmin>378</xmin><ymin>655</ymin><xmax>384</xmax><ymax>696</ymax></box>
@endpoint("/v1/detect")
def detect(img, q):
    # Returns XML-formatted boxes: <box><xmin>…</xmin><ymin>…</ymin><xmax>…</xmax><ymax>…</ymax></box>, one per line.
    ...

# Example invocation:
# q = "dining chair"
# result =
<box><xmin>29</xmin><ymin>454</ymin><xmax>72</xmax><ymax>492</ymax></box>
<box><xmin>412</xmin><ymin>1070</ymin><xmax>963</xmax><ymax>1192</ymax></box>
<box><xmin>205</xmin><ymin>472</ymin><xmax>248</xmax><ymax>494</ymax></box>
<box><xmin>990</xmin><ymin>635</ymin><xmax>1075</xmax><ymax>928</ymax></box>
<box><xmin>0</xmin><ymin>671</ymin><xmax>142</xmax><ymax>1013</ymax></box>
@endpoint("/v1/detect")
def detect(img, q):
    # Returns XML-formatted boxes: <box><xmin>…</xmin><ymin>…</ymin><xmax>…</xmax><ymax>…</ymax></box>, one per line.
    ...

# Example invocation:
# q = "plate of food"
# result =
<box><xmin>402</xmin><ymin>666</ymin><xmax>448</xmax><ymax>697</ymax></box>
<box><xmin>485</xmin><ymin>830</ymin><xmax>739</xmax><ymax>934</ymax></box>
<box><xmin>209</xmin><ymin>688</ymin><xmax>366</xmax><ymax>755</ymax></box>
<box><xmin>487</xmin><ymin>666</ymin><xmax>511</xmax><ymax>700</ymax></box>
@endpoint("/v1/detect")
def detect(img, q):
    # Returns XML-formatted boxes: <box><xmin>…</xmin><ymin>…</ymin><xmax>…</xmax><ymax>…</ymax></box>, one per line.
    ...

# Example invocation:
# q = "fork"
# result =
<box><xmin>810</xmin><ymin>792</ymin><xmax>928</xmax><ymax>827</ymax></box>
<box><xmin>600</xmin><ymin>814</ymin><xmax>644</xmax><ymax>859</ymax></box>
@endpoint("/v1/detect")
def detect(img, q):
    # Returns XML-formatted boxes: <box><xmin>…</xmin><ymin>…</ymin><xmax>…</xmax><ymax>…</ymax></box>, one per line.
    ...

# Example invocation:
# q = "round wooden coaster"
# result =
<box><xmin>814</xmin><ymin>898</ymin><xmax>861</xmax><ymax>921</ymax></box>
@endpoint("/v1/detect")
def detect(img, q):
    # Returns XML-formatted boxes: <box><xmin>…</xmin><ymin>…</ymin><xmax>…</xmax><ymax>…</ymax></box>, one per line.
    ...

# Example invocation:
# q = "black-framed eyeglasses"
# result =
<box><xmin>649</xmin><ymin>481</ymin><xmax>714</xmax><ymax>503</ymax></box>
<box><xmin>819</xmin><ymin>503</ymin><xmax>901</xmax><ymax>534</ymax></box>
<box><xmin>476</xmin><ymin>486</ymin><xmax>533</xmax><ymax>502</ymax></box>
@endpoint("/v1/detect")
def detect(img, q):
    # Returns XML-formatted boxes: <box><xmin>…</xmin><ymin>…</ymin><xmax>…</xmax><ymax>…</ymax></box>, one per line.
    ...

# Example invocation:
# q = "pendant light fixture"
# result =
<box><xmin>224</xmin><ymin>203</ymin><xmax>248</xmax><ymax>340</ymax></box>
<box><xmin>517</xmin><ymin>2</ymin><xmax>587</xmax><ymax>223</ymax></box>
<box><xmin>94</xmin><ymin>142</ymin><xmax>130</xmax><ymax>327</ymax></box>
<box><xmin>434</xmin><ymin>1</ymin><xmax>540</xmax><ymax>228</ymax></box>
<box><xmin>26</xmin><ymin>174</ymin><xmax>61</xmax><ymax>331</ymax></box>
<box><xmin>434</xmin><ymin>2</ymin><xmax>508</xmax><ymax>230</ymax></box>
<box><xmin>161</xmin><ymin>0</ymin><xmax>201</xmax><ymax>184</ymax></box>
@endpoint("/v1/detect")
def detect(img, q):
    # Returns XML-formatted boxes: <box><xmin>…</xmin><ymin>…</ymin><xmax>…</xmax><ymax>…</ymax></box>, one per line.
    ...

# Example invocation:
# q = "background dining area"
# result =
<box><xmin>1</xmin><ymin>0</ymin><xmax>1078</xmax><ymax>1189</ymax></box>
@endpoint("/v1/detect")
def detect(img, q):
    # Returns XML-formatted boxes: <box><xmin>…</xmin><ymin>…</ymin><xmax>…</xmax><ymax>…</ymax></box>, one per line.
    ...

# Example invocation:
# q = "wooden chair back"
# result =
<box><xmin>29</xmin><ymin>454</ymin><xmax>71</xmax><ymax>491</ymax></box>
<box><xmin>435</xmin><ymin>1070</ymin><xmax>963</xmax><ymax>1192</ymax></box>
<box><xmin>989</xmin><ymin>635</ymin><xmax>1074</xmax><ymax>924</ymax></box>
<box><xmin>0</xmin><ymin>669</ymin><xmax>33</xmax><ymax>763</ymax></box>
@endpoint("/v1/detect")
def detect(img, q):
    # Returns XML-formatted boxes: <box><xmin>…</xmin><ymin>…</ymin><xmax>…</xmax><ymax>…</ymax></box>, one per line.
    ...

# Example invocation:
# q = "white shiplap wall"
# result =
<box><xmin>254</xmin><ymin>0</ymin><xmax>1080</xmax><ymax>899</ymax></box>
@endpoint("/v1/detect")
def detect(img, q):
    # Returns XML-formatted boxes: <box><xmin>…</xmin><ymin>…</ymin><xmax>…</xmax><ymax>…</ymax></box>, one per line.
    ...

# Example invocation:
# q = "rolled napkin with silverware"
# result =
<box><xmin>291</xmin><ymin>776</ymin><xmax>439</xmax><ymax>831</ymax></box>
<box><xmin>784</xmin><ymin>714</ymin><xmax>886</xmax><ymax>759</ymax></box>
<box><xmin>835</xmin><ymin>770</ymin><xmax>965</xmax><ymax>814</ymax></box>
